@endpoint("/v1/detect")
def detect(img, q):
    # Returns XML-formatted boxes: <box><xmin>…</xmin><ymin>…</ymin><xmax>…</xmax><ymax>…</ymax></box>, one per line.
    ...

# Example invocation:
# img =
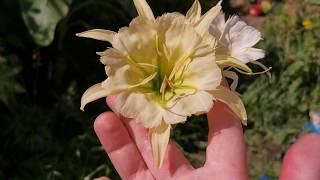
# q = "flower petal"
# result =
<box><xmin>76</xmin><ymin>29</ymin><xmax>116</xmax><ymax>42</ymax></box>
<box><xmin>133</xmin><ymin>0</ymin><xmax>155</xmax><ymax>21</ymax></box>
<box><xmin>211</xmin><ymin>86</ymin><xmax>247</xmax><ymax>125</ymax></box>
<box><xmin>116</xmin><ymin>92</ymin><xmax>187</xmax><ymax>128</ymax></box>
<box><xmin>209</xmin><ymin>11</ymin><xmax>226</xmax><ymax>38</ymax></box>
<box><xmin>149</xmin><ymin>120</ymin><xmax>170</xmax><ymax>168</ymax></box>
<box><xmin>112</xmin><ymin>17</ymin><xmax>157</xmax><ymax>63</ymax></box>
<box><xmin>181</xmin><ymin>48</ymin><xmax>222</xmax><ymax>91</ymax></box>
<box><xmin>157</xmin><ymin>13</ymin><xmax>202</xmax><ymax>61</ymax></box>
<box><xmin>99</xmin><ymin>48</ymin><xmax>126</xmax><ymax>67</ymax></box>
<box><xmin>168</xmin><ymin>91</ymin><xmax>214</xmax><ymax>117</ymax></box>
<box><xmin>80</xmin><ymin>83</ymin><xmax>113</xmax><ymax>111</ymax></box>
<box><xmin>81</xmin><ymin>64</ymin><xmax>153</xmax><ymax>111</ymax></box>
<box><xmin>115</xmin><ymin>92</ymin><xmax>164</xmax><ymax>128</ymax></box>
<box><xmin>102</xmin><ymin>65</ymin><xmax>156</xmax><ymax>93</ymax></box>
<box><xmin>233</xmin><ymin>47</ymin><xmax>265</xmax><ymax>63</ymax></box>
<box><xmin>194</xmin><ymin>1</ymin><xmax>222</xmax><ymax>36</ymax></box>
<box><xmin>231</xmin><ymin>25</ymin><xmax>262</xmax><ymax>51</ymax></box>
<box><xmin>186</xmin><ymin>0</ymin><xmax>201</xmax><ymax>24</ymax></box>
<box><xmin>162</xmin><ymin>109</ymin><xmax>187</xmax><ymax>125</ymax></box>
<box><xmin>102</xmin><ymin>65</ymin><xmax>135</xmax><ymax>86</ymax></box>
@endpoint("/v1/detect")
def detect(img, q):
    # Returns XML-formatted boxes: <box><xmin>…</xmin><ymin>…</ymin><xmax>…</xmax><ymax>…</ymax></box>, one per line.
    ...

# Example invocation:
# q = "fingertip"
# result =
<box><xmin>205</xmin><ymin>101</ymin><xmax>247</xmax><ymax>175</ymax></box>
<box><xmin>94</xmin><ymin>112</ymin><xmax>120</xmax><ymax>134</ymax></box>
<box><xmin>207</xmin><ymin>101</ymin><xmax>243</xmax><ymax>135</ymax></box>
<box><xmin>93</xmin><ymin>112</ymin><xmax>152</xmax><ymax>179</ymax></box>
<box><xmin>280</xmin><ymin>133</ymin><xmax>320</xmax><ymax>179</ymax></box>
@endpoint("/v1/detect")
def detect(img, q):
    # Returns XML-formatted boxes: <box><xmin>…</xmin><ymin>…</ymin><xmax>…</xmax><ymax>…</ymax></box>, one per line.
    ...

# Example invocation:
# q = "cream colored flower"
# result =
<box><xmin>209</xmin><ymin>12</ymin><xmax>269</xmax><ymax>91</ymax></box>
<box><xmin>77</xmin><ymin>0</ymin><xmax>247</xmax><ymax>168</ymax></box>
<box><xmin>210</xmin><ymin>12</ymin><xmax>265</xmax><ymax>64</ymax></box>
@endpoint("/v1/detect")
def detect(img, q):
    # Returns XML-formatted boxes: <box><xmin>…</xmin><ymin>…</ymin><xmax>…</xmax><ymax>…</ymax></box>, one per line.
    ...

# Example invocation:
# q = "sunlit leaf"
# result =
<box><xmin>20</xmin><ymin>0</ymin><xmax>72</xmax><ymax>46</ymax></box>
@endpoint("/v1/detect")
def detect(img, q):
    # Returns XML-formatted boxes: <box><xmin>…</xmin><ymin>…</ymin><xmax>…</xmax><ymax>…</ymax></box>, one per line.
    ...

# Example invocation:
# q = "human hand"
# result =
<box><xmin>93</xmin><ymin>96</ymin><xmax>320</xmax><ymax>180</ymax></box>
<box><xmin>280</xmin><ymin>133</ymin><xmax>320</xmax><ymax>180</ymax></box>
<box><xmin>94</xmin><ymin>96</ymin><xmax>247</xmax><ymax>180</ymax></box>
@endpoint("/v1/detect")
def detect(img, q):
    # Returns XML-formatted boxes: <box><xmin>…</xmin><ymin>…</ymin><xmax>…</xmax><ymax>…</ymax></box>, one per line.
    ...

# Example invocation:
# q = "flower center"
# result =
<box><xmin>126</xmin><ymin>34</ymin><xmax>198</xmax><ymax>106</ymax></box>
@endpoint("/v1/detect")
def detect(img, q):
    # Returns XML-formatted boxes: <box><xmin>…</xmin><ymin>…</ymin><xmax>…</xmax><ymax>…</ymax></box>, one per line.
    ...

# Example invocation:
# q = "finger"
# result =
<box><xmin>107</xmin><ymin>96</ymin><xmax>194</xmax><ymax>179</ymax></box>
<box><xmin>280</xmin><ymin>133</ymin><xmax>320</xmax><ymax>180</ymax></box>
<box><xmin>94</xmin><ymin>112</ymin><xmax>154</xmax><ymax>179</ymax></box>
<box><xmin>204</xmin><ymin>101</ymin><xmax>248</xmax><ymax>179</ymax></box>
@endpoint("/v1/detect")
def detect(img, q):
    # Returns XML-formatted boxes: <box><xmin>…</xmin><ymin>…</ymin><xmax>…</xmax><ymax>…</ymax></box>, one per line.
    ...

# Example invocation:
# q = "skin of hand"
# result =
<box><xmin>280</xmin><ymin>133</ymin><xmax>320</xmax><ymax>180</ymax></box>
<box><xmin>94</xmin><ymin>96</ymin><xmax>248</xmax><ymax>180</ymax></box>
<box><xmin>93</xmin><ymin>96</ymin><xmax>320</xmax><ymax>180</ymax></box>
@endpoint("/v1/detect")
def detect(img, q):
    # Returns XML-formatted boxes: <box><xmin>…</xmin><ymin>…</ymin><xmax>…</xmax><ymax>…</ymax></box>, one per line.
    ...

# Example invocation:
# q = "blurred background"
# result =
<box><xmin>0</xmin><ymin>0</ymin><xmax>319</xmax><ymax>179</ymax></box>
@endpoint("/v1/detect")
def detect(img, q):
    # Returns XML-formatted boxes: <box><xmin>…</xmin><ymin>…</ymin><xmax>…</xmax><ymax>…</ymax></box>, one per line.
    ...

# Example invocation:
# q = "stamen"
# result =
<box><xmin>137</xmin><ymin>63</ymin><xmax>157</xmax><ymax>68</ymax></box>
<box><xmin>233</xmin><ymin>66</ymin><xmax>272</xmax><ymax>76</ymax></box>
<box><xmin>160</xmin><ymin>76</ymin><xmax>167</xmax><ymax>94</ymax></box>
<box><xmin>250</xmin><ymin>61</ymin><xmax>272</xmax><ymax>79</ymax></box>
<box><xmin>129</xmin><ymin>72</ymin><xmax>158</xmax><ymax>89</ymax></box>
<box><xmin>223</xmin><ymin>70</ymin><xmax>239</xmax><ymax>91</ymax></box>
<box><xmin>155</xmin><ymin>35</ymin><xmax>162</xmax><ymax>57</ymax></box>
<box><xmin>216</xmin><ymin>56</ymin><xmax>252</xmax><ymax>73</ymax></box>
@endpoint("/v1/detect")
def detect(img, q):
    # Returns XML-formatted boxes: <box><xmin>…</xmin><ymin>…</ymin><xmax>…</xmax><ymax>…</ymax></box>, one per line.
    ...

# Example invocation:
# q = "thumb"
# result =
<box><xmin>280</xmin><ymin>133</ymin><xmax>320</xmax><ymax>180</ymax></box>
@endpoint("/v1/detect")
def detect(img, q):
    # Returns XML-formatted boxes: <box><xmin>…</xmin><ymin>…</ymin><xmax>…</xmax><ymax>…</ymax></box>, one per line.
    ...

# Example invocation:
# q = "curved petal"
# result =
<box><xmin>209</xmin><ymin>11</ymin><xmax>225</xmax><ymax>38</ymax></box>
<box><xmin>102</xmin><ymin>65</ymin><xmax>156</xmax><ymax>93</ymax></box>
<box><xmin>211</xmin><ymin>86</ymin><xmax>247</xmax><ymax>125</ymax></box>
<box><xmin>157</xmin><ymin>13</ymin><xmax>202</xmax><ymax>62</ymax></box>
<box><xmin>98</xmin><ymin>48</ymin><xmax>126</xmax><ymax>67</ymax></box>
<box><xmin>162</xmin><ymin>110</ymin><xmax>187</xmax><ymax>125</ymax></box>
<box><xmin>81</xmin><ymin>65</ymin><xmax>154</xmax><ymax>111</ymax></box>
<box><xmin>149</xmin><ymin>121</ymin><xmax>170</xmax><ymax>168</ymax></box>
<box><xmin>186</xmin><ymin>0</ymin><xmax>201</xmax><ymax>24</ymax></box>
<box><xmin>80</xmin><ymin>83</ymin><xmax>115</xmax><ymax>110</ymax></box>
<box><xmin>102</xmin><ymin>65</ymin><xmax>136</xmax><ymax>86</ymax></box>
<box><xmin>133</xmin><ymin>0</ymin><xmax>155</xmax><ymax>21</ymax></box>
<box><xmin>194</xmin><ymin>1</ymin><xmax>222</xmax><ymax>36</ymax></box>
<box><xmin>115</xmin><ymin>92</ymin><xmax>164</xmax><ymax>128</ymax></box>
<box><xmin>112</xmin><ymin>17</ymin><xmax>157</xmax><ymax>63</ymax></box>
<box><xmin>233</xmin><ymin>47</ymin><xmax>265</xmax><ymax>63</ymax></box>
<box><xmin>168</xmin><ymin>91</ymin><xmax>214</xmax><ymax>117</ymax></box>
<box><xmin>76</xmin><ymin>29</ymin><xmax>116</xmax><ymax>43</ymax></box>
<box><xmin>116</xmin><ymin>91</ymin><xmax>187</xmax><ymax>128</ymax></box>
<box><xmin>181</xmin><ymin>48</ymin><xmax>222</xmax><ymax>91</ymax></box>
<box><xmin>231</xmin><ymin>25</ymin><xmax>262</xmax><ymax>50</ymax></box>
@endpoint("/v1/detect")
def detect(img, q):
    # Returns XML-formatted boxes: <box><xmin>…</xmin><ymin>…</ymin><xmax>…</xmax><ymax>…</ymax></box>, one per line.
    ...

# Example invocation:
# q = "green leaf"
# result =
<box><xmin>310</xmin><ymin>0</ymin><xmax>320</xmax><ymax>5</ymax></box>
<box><xmin>20</xmin><ymin>0</ymin><xmax>71</xmax><ymax>46</ymax></box>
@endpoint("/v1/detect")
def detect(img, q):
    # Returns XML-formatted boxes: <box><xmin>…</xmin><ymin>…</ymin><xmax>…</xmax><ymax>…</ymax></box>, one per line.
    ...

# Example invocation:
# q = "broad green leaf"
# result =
<box><xmin>310</xmin><ymin>0</ymin><xmax>320</xmax><ymax>5</ymax></box>
<box><xmin>20</xmin><ymin>0</ymin><xmax>71</xmax><ymax>46</ymax></box>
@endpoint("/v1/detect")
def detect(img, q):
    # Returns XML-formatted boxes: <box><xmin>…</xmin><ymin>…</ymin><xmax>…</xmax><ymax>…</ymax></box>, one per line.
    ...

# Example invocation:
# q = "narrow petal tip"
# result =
<box><xmin>75</xmin><ymin>29</ymin><xmax>116</xmax><ymax>42</ymax></box>
<box><xmin>149</xmin><ymin>121</ymin><xmax>171</xmax><ymax>168</ymax></box>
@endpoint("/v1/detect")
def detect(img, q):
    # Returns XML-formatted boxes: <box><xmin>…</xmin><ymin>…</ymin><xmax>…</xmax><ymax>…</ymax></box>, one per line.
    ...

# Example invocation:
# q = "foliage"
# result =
<box><xmin>0</xmin><ymin>55</ymin><xmax>25</xmax><ymax>108</ymax></box>
<box><xmin>242</xmin><ymin>0</ymin><xmax>320</xmax><ymax>178</ymax></box>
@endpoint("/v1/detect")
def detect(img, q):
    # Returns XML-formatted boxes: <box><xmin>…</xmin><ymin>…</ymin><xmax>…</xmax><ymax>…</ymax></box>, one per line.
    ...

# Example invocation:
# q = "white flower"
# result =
<box><xmin>77</xmin><ymin>0</ymin><xmax>247</xmax><ymax>168</ymax></box>
<box><xmin>210</xmin><ymin>12</ymin><xmax>265</xmax><ymax>64</ymax></box>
